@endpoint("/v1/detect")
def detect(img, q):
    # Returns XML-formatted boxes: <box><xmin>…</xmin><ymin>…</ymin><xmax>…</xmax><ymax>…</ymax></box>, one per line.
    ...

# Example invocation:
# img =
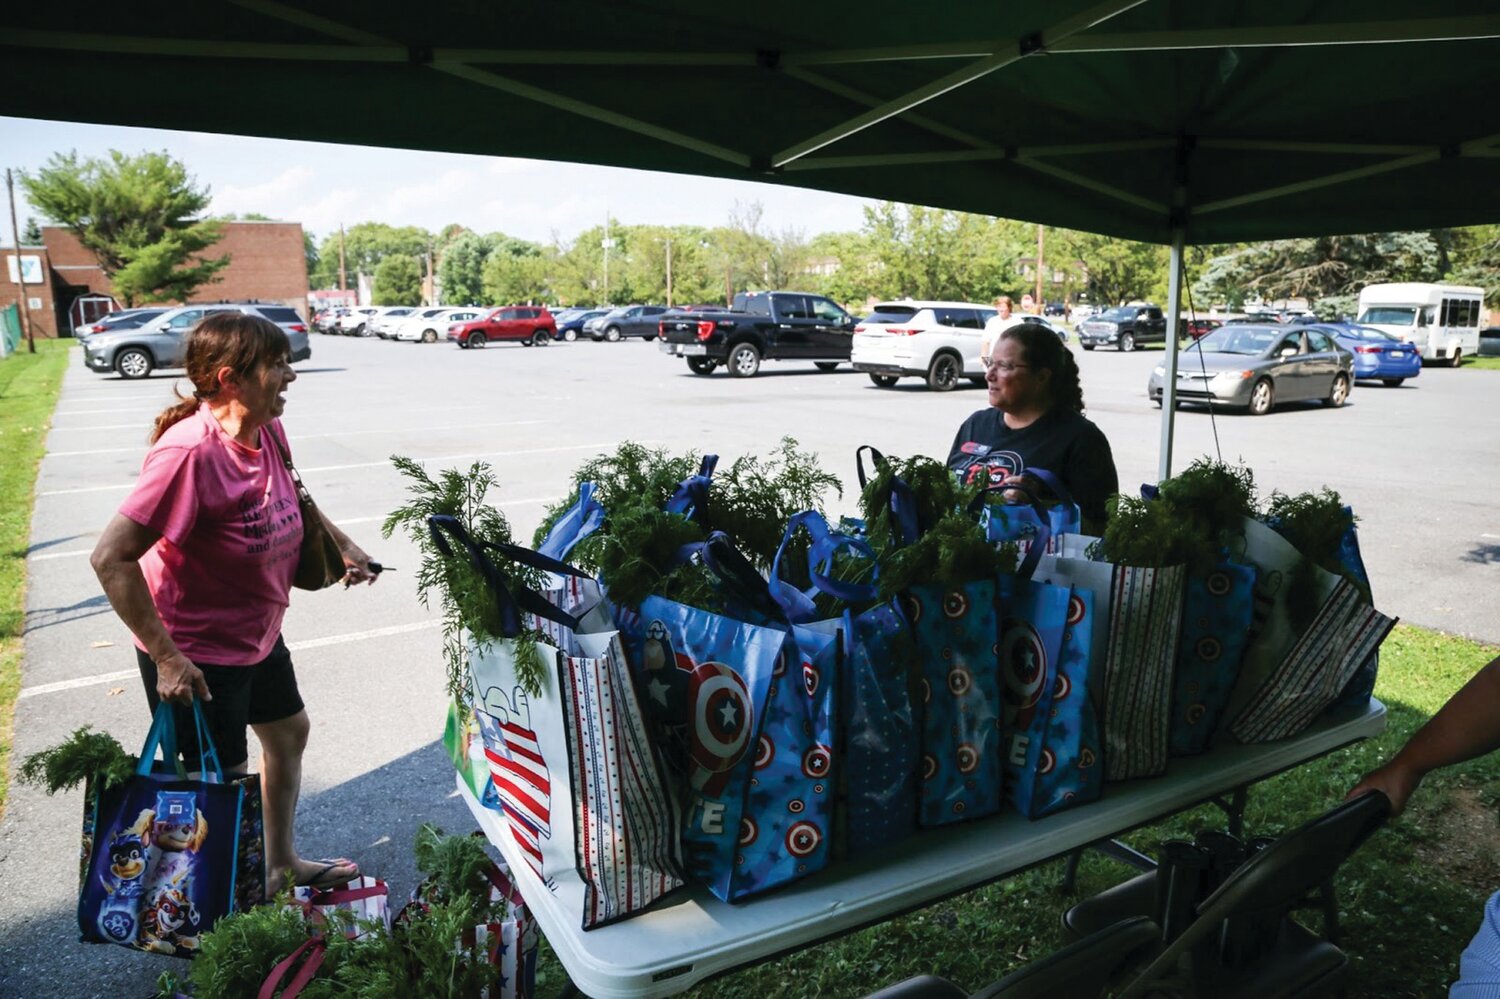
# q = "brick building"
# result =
<box><xmin>1</xmin><ymin>221</ymin><xmax>309</xmax><ymax>338</ymax></box>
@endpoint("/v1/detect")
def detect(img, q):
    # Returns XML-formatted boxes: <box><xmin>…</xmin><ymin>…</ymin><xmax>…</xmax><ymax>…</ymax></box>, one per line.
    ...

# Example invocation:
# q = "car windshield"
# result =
<box><xmin>1192</xmin><ymin>327</ymin><xmax>1276</xmax><ymax>355</ymax></box>
<box><xmin>1098</xmin><ymin>307</ymin><xmax>1135</xmax><ymax>321</ymax></box>
<box><xmin>1337</xmin><ymin>325</ymin><xmax>1402</xmax><ymax>343</ymax></box>
<box><xmin>101</xmin><ymin>309</ymin><xmax>164</xmax><ymax>326</ymax></box>
<box><xmin>865</xmin><ymin>306</ymin><xmax>921</xmax><ymax>324</ymax></box>
<box><xmin>1358</xmin><ymin>306</ymin><xmax>1417</xmax><ymax>326</ymax></box>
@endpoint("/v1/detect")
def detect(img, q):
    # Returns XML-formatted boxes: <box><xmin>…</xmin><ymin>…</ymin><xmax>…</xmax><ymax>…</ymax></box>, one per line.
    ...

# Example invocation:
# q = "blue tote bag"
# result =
<box><xmin>78</xmin><ymin>702</ymin><xmax>258</xmax><ymax>957</ymax></box>
<box><xmin>1170</xmin><ymin>557</ymin><xmax>1257</xmax><ymax>756</ymax></box>
<box><xmin>998</xmin><ymin>573</ymin><xmax>1081</xmax><ymax>819</ymax></box>
<box><xmin>770</xmin><ymin>510</ymin><xmax>918</xmax><ymax>858</ymax></box>
<box><xmin>980</xmin><ymin>467</ymin><xmax>1083</xmax><ymax>550</ymax></box>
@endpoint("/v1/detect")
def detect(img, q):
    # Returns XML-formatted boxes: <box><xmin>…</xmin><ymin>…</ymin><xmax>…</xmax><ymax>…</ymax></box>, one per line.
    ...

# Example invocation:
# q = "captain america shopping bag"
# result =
<box><xmin>1170</xmin><ymin>558</ymin><xmax>1257</xmax><ymax>756</ymax></box>
<box><xmin>78</xmin><ymin>701</ymin><xmax>258</xmax><ymax>958</ymax></box>
<box><xmin>633</xmin><ymin>592</ymin><xmax>834</xmax><ymax>902</ymax></box>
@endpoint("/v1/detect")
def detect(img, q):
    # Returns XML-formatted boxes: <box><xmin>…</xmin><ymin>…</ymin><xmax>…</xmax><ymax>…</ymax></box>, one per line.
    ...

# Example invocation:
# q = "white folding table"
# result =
<box><xmin>460</xmin><ymin>698</ymin><xmax>1385</xmax><ymax>999</ymax></box>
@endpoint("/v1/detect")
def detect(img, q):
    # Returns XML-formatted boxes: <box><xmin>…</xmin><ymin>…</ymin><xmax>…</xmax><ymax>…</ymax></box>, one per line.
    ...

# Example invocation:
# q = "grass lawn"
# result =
<box><xmin>0</xmin><ymin>339</ymin><xmax>72</xmax><ymax>818</ymax></box>
<box><xmin>528</xmin><ymin>623</ymin><xmax>1499</xmax><ymax>999</ymax></box>
<box><xmin>1461</xmin><ymin>354</ymin><xmax>1500</xmax><ymax>371</ymax></box>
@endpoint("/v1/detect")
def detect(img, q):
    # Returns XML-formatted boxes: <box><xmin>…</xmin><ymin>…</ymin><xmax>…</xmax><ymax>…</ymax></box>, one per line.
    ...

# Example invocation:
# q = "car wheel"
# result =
<box><xmin>1449</xmin><ymin>348</ymin><xmax>1463</xmax><ymax>368</ymax></box>
<box><xmin>467</xmin><ymin>331</ymin><xmax>486</xmax><ymax>349</ymax></box>
<box><xmin>563</xmin><ymin>329</ymin><xmax>577</xmax><ymax>342</ymax></box>
<box><xmin>532</xmin><ymin>331</ymin><xmax>550</xmax><ymax>346</ymax></box>
<box><xmin>1324</xmin><ymin>373</ymin><xmax>1350</xmax><ymax>408</ymax></box>
<box><xmin>687</xmin><ymin>357</ymin><xmax>717</xmax><ymax>375</ymax></box>
<box><xmin>354</xmin><ymin>323</ymin><xmax>368</xmax><ymax>337</ymax></box>
<box><xmin>728</xmin><ymin>342</ymin><xmax>761</xmax><ymax>378</ymax></box>
<box><xmin>1119</xmin><ymin>332</ymin><xmax>1135</xmax><ymax>352</ymax></box>
<box><xmin>869</xmin><ymin>374</ymin><xmax>899</xmax><ymax>387</ymax></box>
<box><xmin>605</xmin><ymin>326</ymin><xmax>622</xmax><ymax>342</ymax></box>
<box><xmin>1081</xmin><ymin>344</ymin><xmax>1095</xmax><ymax>351</ymax></box>
<box><xmin>814</xmin><ymin>361</ymin><xmax>840</xmax><ymax>372</ymax></box>
<box><xmin>1247</xmin><ymin>378</ymin><xmax>1274</xmax><ymax>416</ymax></box>
<box><xmin>422</xmin><ymin>329</ymin><xmax>437</xmax><ymax>343</ymax></box>
<box><xmin>1381</xmin><ymin>377</ymin><xmax>1404</xmax><ymax>387</ymax></box>
<box><xmin>116</xmin><ymin>348</ymin><xmax>153</xmax><ymax>380</ymax></box>
<box><xmin>926</xmin><ymin>352</ymin><xmax>961</xmax><ymax>392</ymax></box>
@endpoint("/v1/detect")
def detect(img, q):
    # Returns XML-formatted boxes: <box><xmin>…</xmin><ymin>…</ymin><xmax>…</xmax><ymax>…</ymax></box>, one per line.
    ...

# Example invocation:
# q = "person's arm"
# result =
<box><xmin>1065</xmin><ymin>422</ymin><xmax>1119</xmax><ymax>536</ymax></box>
<box><xmin>90</xmin><ymin>514</ymin><xmax>210</xmax><ymax>704</ymax></box>
<box><xmin>319</xmin><ymin>507</ymin><xmax>379</xmax><ymax>586</ymax></box>
<box><xmin>1348</xmin><ymin>655</ymin><xmax>1500</xmax><ymax>816</ymax></box>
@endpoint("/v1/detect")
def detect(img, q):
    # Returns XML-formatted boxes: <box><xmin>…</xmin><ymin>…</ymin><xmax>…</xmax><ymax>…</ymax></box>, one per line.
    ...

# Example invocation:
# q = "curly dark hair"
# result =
<box><xmin>1000</xmin><ymin>323</ymin><xmax>1085</xmax><ymax>413</ymax></box>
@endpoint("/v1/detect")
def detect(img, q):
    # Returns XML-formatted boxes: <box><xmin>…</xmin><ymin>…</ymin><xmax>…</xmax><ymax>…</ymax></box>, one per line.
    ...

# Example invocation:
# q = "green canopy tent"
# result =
<box><xmin>4</xmin><ymin>1</ymin><xmax>1497</xmax><ymax>474</ymax></box>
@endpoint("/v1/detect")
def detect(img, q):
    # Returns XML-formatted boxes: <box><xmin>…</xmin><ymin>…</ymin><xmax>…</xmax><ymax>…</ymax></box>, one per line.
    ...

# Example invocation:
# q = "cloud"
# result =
<box><xmin>211</xmin><ymin>165</ymin><xmax>317</xmax><ymax>217</ymax></box>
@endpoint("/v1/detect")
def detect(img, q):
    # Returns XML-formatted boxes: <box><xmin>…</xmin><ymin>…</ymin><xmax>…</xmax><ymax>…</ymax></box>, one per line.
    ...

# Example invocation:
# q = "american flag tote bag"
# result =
<box><xmin>469</xmin><ymin>631</ymin><xmax>685</xmax><ymax>930</ymax></box>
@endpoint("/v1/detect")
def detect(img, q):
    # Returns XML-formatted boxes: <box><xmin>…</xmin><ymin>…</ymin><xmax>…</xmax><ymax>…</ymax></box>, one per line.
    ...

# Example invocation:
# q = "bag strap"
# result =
<box><xmin>970</xmin><ymin>486</ymin><xmax>1051</xmax><ymax>579</ymax></box>
<box><xmin>772</xmin><ymin>510</ymin><xmax>880</xmax><ymax>615</ymax></box>
<box><xmin>189</xmin><ymin>698</ymin><xmax>226</xmax><ymax>782</ymax></box>
<box><xmin>855</xmin><ymin>445</ymin><xmax>887</xmax><ymax>490</ymax></box>
<box><xmin>258</xmin><ymin>938</ymin><xmax>327</xmax><ymax>999</ymax></box>
<box><xmin>261</xmin><ymin>424</ymin><xmax>318</xmax><ymax>508</ymax></box>
<box><xmin>305</xmin><ymin>880</ymin><xmax>384</xmax><ymax>907</ymax></box>
<box><xmin>536</xmin><ymin>481</ymin><xmax>606</xmax><ymax>561</ymax></box>
<box><xmin>427</xmin><ymin>516</ymin><xmax>581</xmax><ymax>636</ymax></box>
<box><xmin>664</xmin><ymin>454</ymin><xmax>718</xmax><ymax>522</ymax></box>
<box><xmin>674</xmin><ymin>531</ymin><xmax>779</xmax><ymax>619</ymax></box>
<box><xmin>137</xmin><ymin>703</ymin><xmax>186</xmax><ymax>778</ymax></box>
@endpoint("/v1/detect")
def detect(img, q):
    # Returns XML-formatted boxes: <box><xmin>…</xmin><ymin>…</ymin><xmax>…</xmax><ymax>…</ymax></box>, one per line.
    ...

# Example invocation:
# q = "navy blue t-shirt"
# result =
<box><xmin>947</xmin><ymin>408</ymin><xmax>1119</xmax><ymax>531</ymax></box>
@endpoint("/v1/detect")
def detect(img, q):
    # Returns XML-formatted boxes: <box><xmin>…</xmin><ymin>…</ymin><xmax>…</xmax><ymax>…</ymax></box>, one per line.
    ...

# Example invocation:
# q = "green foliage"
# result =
<box><xmin>437</xmin><ymin>230</ymin><xmax>489</xmax><ymax>305</ymax></box>
<box><xmin>17</xmin><ymin>726</ymin><xmax>134</xmax><ymax>794</ymax></box>
<box><xmin>709</xmin><ymin>438</ymin><xmax>843</xmax><ymax>569</ymax></box>
<box><xmin>1266</xmin><ymin>486</ymin><xmax>1362</xmax><ymax>630</ymax></box>
<box><xmin>382</xmin><ymin>457</ymin><xmax>548</xmax><ymax>700</ymax></box>
<box><xmin>180</xmin><ymin>897</ymin><xmax>321</xmax><ymax>997</ymax></box>
<box><xmin>1098</xmin><ymin>459</ymin><xmax>1258</xmax><ymax>573</ymax></box>
<box><xmin>1053</xmin><ymin>228</ymin><xmax>1170</xmax><ymax>307</ymax></box>
<box><xmin>21</xmin><ymin>149</ymin><xmax>228</xmax><ymax>306</ymax></box>
<box><xmin>1193</xmin><ymin>231</ymin><xmax>1443</xmax><ymax>313</ymax></box>
<box><xmin>311</xmin><ymin>222</ymin><xmax>431</xmax><ymax>290</ymax></box>
<box><xmin>481</xmin><ymin>244</ymin><xmax>552</xmax><ymax>305</ymax></box>
<box><xmin>533</xmin><ymin>441</ymin><xmax>701</xmax><ymax>552</ymax></box>
<box><xmin>21</xmin><ymin>217</ymin><xmax>42</xmax><ymax>244</ymax></box>
<box><xmin>857</xmin><ymin>454</ymin><xmax>975</xmax><ymax>558</ymax></box>
<box><xmin>411</xmin><ymin>822</ymin><xmax>504</xmax><ymax>914</ymax></box>
<box><xmin>371</xmin><ymin>254</ymin><xmax>424</xmax><ymax>306</ymax></box>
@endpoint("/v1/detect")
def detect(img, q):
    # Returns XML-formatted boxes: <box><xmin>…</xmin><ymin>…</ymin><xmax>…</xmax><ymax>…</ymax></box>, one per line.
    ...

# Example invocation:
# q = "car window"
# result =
<box><xmin>1275</xmin><ymin>334</ymin><xmax>1303</xmax><ymax>355</ymax></box>
<box><xmin>1305</xmin><ymin>330</ymin><xmax>1333</xmax><ymax>351</ymax></box>
<box><xmin>771</xmin><ymin>294</ymin><xmax>809</xmax><ymax>320</ymax></box>
<box><xmin>499</xmin><ymin>309</ymin><xmax>520</xmax><ymax>321</ymax></box>
<box><xmin>258</xmin><ymin>306</ymin><xmax>302</xmax><ymax>323</ymax></box>
<box><xmin>810</xmin><ymin>298</ymin><xmax>847</xmax><ymax>323</ymax></box>
<box><xmin>166</xmin><ymin>309</ymin><xmax>203</xmax><ymax>329</ymax></box>
<box><xmin>644</xmin><ymin>307</ymin><xmax>667</xmax><ymax>316</ymax></box>
<box><xmin>866</xmin><ymin>305</ymin><xmax>920</xmax><ymax>324</ymax></box>
<box><xmin>974</xmin><ymin>308</ymin><xmax>997</xmax><ymax>325</ymax></box>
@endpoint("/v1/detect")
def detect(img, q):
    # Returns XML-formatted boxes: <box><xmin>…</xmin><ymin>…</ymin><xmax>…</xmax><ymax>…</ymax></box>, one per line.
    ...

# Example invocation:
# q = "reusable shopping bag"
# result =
<box><xmin>1035</xmin><ymin>544</ymin><xmax>1187</xmax><ymax>781</ymax></box>
<box><xmin>290</xmin><ymin>876</ymin><xmax>390</xmax><ymax>939</ymax></box>
<box><xmin>77</xmin><ymin>701</ymin><xmax>261</xmax><ymax>957</ymax></box>
<box><xmin>398</xmin><ymin>855</ymin><xmax>539</xmax><ymax>999</ymax></box>
<box><xmin>980</xmin><ymin>467</ymin><xmax>1084</xmax><ymax>551</ymax></box>
<box><xmin>769</xmin><ymin>510</ymin><xmax>918</xmax><ymax>858</ymax></box>
<box><xmin>444</xmin><ymin>697</ymin><xmax>501</xmax><ymax>810</ymax></box>
<box><xmin>1001</xmin><ymin>578</ymin><xmax>1097</xmax><ymax>818</ymax></box>
<box><xmin>1222</xmin><ymin>518</ymin><xmax>1395</xmax><ymax>743</ymax></box>
<box><xmin>430</xmin><ymin>516</ymin><xmax>684</xmax><ymax>930</ymax></box>
<box><xmin>1170</xmin><ymin>558</ymin><xmax>1257</xmax><ymax>756</ymax></box>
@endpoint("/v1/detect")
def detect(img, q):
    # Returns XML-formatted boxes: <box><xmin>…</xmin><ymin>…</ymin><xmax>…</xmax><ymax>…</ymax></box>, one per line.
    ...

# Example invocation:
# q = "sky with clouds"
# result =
<box><xmin>2</xmin><ymin>116</ymin><xmax>880</xmax><ymax>247</ymax></box>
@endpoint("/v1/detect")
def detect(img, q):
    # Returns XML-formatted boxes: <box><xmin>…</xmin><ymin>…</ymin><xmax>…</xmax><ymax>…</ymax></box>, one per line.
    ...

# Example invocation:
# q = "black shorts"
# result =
<box><xmin>137</xmin><ymin>635</ymin><xmax>304</xmax><ymax>772</ymax></box>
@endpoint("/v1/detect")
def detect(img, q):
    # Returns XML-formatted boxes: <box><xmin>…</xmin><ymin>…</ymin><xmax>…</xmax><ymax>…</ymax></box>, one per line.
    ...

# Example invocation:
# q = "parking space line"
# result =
<box><xmin>17</xmin><ymin>621</ymin><xmax>441</xmax><ymax>699</ymax></box>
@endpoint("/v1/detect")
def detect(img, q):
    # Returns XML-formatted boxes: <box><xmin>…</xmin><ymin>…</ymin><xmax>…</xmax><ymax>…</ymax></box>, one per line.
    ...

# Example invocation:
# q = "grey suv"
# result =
<box><xmin>81</xmin><ymin>303</ymin><xmax>313</xmax><ymax>379</ymax></box>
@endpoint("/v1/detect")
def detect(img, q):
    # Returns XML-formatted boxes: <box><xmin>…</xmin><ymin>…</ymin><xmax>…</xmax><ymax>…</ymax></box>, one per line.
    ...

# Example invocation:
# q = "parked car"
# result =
<box><xmin>590</xmin><ymin>305</ymin><xmax>671</xmax><ymax>342</ymax></box>
<box><xmin>1179</xmin><ymin>317</ymin><xmax>1223</xmax><ymax>340</ymax></box>
<box><xmin>369</xmin><ymin>306</ymin><xmax>416</xmax><ymax>338</ymax></box>
<box><xmin>448</xmin><ymin>306</ymin><xmax>558</xmax><ymax>348</ymax></box>
<box><xmin>1043</xmin><ymin>301</ymin><xmax>1067</xmax><ymax>317</ymax></box>
<box><xmin>73</xmin><ymin>307</ymin><xmax>167</xmax><ymax>339</ymax></box>
<box><xmin>554</xmin><ymin>308</ymin><xmax>608</xmax><ymax>341</ymax></box>
<box><xmin>1481</xmin><ymin>327</ymin><xmax>1500</xmax><ymax>357</ymax></box>
<box><xmin>337</xmin><ymin>306</ymin><xmax>382</xmax><ymax>335</ymax></box>
<box><xmin>1147</xmin><ymin>325</ymin><xmax>1353</xmax><ymax>415</ymax></box>
<box><xmin>392</xmin><ymin>307</ymin><xmax>483</xmax><ymax>343</ymax></box>
<box><xmin>658</xmin><ymin>291</ymin><xmax>856</xmax><ymax>377</ymax></box>
<box><xmin>1018</xmin><ymin>314</ymin><xmax>1069</xmax><ymax>343</ymax></box>
<box><xmin>313</xmin><ymin>308</ymin><xmax>346</xmax><ymax>333</ymax></box>
<box><xmin>80</xmin><ymin>303</ymin><xmax>312</xmax><ymax>379</ymax></box>
<box><xmin>850</xmin><ymin>300</ymin><xmax>998</xmax><ymax>391</ymax></box>
<box><xmin>1076</xmin><ymin>304</ymin><xmax>1167</xmax><ymax>351</ymax></box>
<box><xmin>1312</xmin><ymin>323</ymin><xmax>1422</xmax><ymax>387</ymax></box>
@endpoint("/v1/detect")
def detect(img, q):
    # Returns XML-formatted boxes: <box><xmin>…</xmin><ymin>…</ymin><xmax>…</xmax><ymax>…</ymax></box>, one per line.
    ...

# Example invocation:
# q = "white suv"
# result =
<box><xmin>850</xmin><ymin>300</ymin><xmax>997</xmax><ymax>391</ymax></box>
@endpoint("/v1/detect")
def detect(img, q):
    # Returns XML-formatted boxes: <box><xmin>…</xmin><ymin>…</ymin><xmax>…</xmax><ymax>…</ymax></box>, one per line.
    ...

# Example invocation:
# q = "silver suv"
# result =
<box><xmin>81</xmin><ymin>303</ymin><xmax>313</xmax><ymax>379</ymax></box>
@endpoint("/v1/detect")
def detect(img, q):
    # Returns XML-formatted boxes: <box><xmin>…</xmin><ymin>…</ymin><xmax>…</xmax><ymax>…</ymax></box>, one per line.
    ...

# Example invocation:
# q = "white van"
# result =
<box><xmin>1356</xmin><ymin>283</ymin><xmax>1484</xmax><ymax>366</ymax></box>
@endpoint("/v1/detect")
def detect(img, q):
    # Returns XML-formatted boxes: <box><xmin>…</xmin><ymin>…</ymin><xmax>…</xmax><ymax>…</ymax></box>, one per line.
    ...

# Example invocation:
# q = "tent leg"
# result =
<box><xmin>1156</xmin><ymin>230</ymin><xmax>1186</xmax><ymax>482</ymax></box>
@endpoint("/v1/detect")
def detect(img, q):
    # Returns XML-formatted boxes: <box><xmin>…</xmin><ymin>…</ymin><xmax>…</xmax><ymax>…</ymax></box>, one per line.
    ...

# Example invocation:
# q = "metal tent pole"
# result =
<box><xmin>1157</xmin><ymin>229</ymin><xmax>1185</xmax><ymax>482</ymax></box>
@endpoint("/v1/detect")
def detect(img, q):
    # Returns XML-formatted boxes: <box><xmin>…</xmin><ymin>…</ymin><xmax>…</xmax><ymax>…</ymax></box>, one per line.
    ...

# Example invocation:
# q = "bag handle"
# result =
<box><xmin>674</xmin><ymin>531</ymin><xmax>779</xmax><ymax>618</ymax></box>
<box><xmin>970</xmin><ymin>485</ymin><xmax>1051</xmax><ymax>579</ymax></box>
<box><xmin>258</xmin><ymin>938</ymin><xmax>327</xmax><ymax>999</ymax></box>
<box><xmin>773</xmin><ymin>510</ymin><xmax>880</xmax><ymax>609</ymax></box>
<box><xmin>137</xmin><ymin>701</ymin><xmax>225</xmax><ymax>780</ymax></box>
<box><xmin>855</xmin><ymin>445</ymin><xmax>886</xmax><ymax>490</ymax></box>
<box><xmin>664</xmin><ymin>454</ymin><xmax>718</xmax><ymax>522</ymax></box>
<box><xmin>427</xmin><ymin>516</ymin><xmax>582</xmax><ymax>636</ymax></box>
<box><xmin>536</xmin><ymin>481</ymin><xmax>606</xmax><ymax>561</ymax></box>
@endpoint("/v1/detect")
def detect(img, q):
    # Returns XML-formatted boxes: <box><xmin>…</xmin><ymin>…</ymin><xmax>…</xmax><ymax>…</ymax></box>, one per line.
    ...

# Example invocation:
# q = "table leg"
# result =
<box><xmin>1061</xmin><ymin>849</ymin><xmax>1083</xmax><ymax>893</ymax></box>
<box><xmin>1209</xmin><ymin>786</ymin><xmax>1249</xmax><ymax>839</ymax></box>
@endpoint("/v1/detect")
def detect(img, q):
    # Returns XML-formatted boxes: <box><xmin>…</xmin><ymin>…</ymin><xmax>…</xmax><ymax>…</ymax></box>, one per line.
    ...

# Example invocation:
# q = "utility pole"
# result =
<box><xmin>601</xmin><ymin>214</ymin><xmax>612</xmax><ymax>302</ymax></box>
<box><xmin>426</xmin><ymin>236</ymin><xmax>435</xmax><ymax>305</ymax></box>
<box><xmin>664</xmin><ymin>238</ymin><xmax>673</xmax><ymax>307</ymax></box>
<box><xmin>6</xmin><ymin>169</ymin><xmax>35</xmax><ymax>354</ymax></box>
<box><xmin>1034</xmin><ymin>223</ymin><xmax>1045</xmax><ymax>313</ymax></box>
<box><xmin>338</xmin><ymin>224</ymin><xmax>348</xmax><ymax>293</ymax></box>
<box><xmin>725</xmin><ymin>266</ymin><xmax>732</xmax><ymax>307</ymax></box>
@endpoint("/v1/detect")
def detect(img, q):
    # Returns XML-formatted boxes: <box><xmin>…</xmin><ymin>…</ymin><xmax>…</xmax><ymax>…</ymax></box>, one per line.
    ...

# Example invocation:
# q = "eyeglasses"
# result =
<box><xmin>981</xmin><ymin>357</ymin><xmax>1029</xmax><ymax>373</ymax></box>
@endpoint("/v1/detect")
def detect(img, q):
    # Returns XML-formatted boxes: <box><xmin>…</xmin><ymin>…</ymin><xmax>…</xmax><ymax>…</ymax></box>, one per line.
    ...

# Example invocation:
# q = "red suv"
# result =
<box><xmin>449</xmin><ymin>306</ymin><xmax>557</xmax><ymax>348</ymax></box>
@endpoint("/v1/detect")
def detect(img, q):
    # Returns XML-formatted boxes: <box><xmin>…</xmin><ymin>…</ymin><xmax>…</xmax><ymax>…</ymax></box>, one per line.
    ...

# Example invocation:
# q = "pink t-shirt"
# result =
<box><xmin>119</xmin><ymin>404</ymin><xmax>304</xmax><ymax>664</ymax></box>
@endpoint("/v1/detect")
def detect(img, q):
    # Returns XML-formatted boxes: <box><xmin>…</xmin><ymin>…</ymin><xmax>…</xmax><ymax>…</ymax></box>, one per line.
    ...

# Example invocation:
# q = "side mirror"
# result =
<box><xmin>1279</xmin><ymin>346</ymin><xmax>1298</xmax><ymax>358</ymax></box>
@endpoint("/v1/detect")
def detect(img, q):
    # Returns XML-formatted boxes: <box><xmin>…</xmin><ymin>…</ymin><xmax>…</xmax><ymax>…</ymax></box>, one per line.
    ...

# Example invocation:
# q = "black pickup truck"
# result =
<box><xmin>657</xmin><ymin>291</ymin><xmax>857</xmax><ymax>377</ymax></box>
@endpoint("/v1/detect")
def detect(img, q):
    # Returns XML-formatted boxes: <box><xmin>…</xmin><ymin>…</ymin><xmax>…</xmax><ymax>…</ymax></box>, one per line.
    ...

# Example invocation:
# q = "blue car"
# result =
<box><xmin>1313</xmin><ymin>323</ymin><xmax>1421</xmax><ymax>387</ymax></box>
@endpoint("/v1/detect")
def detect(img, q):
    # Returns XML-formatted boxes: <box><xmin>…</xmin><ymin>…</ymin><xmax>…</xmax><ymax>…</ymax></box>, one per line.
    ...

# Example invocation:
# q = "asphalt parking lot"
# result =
<box><xmin>2</xmin><ymin>331</ymin><xmax>1497</xmax><ymax>996</ymax></box>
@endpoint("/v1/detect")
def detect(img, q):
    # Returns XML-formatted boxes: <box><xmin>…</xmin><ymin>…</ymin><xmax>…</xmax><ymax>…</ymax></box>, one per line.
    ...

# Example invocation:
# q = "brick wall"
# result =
<box><xmin>0</xmin><ymin>248</ymin><xmax>60</xmax><ymax>338</ymax></box>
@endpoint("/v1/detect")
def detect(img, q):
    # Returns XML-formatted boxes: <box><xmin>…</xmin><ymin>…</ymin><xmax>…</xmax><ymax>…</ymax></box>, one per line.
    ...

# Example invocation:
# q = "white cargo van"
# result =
<box><xmin>1356</xmin><ymin>283</ymin><xmax>1484</xmax><ymax>366</ymax></box>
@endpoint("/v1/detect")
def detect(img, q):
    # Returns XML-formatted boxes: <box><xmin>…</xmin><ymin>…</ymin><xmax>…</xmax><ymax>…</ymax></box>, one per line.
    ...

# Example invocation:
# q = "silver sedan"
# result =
<box><xmin>1147</xmin><ymin>325</ymin><xmax>1353</xmax><ymax>416</ymax></box>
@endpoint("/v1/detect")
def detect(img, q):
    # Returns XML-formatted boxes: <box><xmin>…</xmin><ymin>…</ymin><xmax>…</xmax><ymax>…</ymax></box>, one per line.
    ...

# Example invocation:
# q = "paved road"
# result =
<box><xmin>2</xmin><ymin>332</ymin><xmax>1496</xmax><ymax>996</ymax></box>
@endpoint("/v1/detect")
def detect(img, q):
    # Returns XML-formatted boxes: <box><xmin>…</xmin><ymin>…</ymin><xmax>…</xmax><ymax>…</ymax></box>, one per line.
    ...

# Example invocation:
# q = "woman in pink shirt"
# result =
<box><xmin>91</xmin><ymin>312</ymin><xmax>378</xmax><ymax>897</ymax></box>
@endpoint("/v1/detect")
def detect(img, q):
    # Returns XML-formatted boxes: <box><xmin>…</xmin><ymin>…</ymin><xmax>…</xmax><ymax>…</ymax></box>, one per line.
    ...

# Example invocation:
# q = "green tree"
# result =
<box><xmin>439</xmin><ymin>231</ymin><xmax>490</xmax><ymax>305</ymax></box>
<box><xmin>481</xmin><ymin>242</ymin><xmax>551</xmax><ymax>304</ymax></box>
<box><xmin>21</xmin><ymin>149</ymin><xmax>228</xmax><ymax>306</ymax></box>
<box><xmin>21</xmin><ymin>217</ymin><xmax>42</xmax><ymax>245</ymax></box>
<box><xmin>372</xmin><ymin>253</ymin><xmax>423</xmax><ymax>305</ymax></box>
<box><xmin>1445</xmin><ymin>224</ymin><xmax>1500</xmax><ymax>305</ymax></box>
<box><xmin>314</xmin><ymin>222</ymin><xmax>430</xmax><ymax>289</ymax></box>
<box><xmin>1055</xmin><ymin>230</ymin><xmax>1169</xmax><ymax>308</ymax></box>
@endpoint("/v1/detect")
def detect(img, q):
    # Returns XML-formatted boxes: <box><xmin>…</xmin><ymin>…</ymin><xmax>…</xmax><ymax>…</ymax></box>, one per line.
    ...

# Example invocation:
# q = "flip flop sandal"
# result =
<box><xmin>298</xmin><ymin>858</ymin><xmax>361</xmax><ymax>891</ymax></box>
